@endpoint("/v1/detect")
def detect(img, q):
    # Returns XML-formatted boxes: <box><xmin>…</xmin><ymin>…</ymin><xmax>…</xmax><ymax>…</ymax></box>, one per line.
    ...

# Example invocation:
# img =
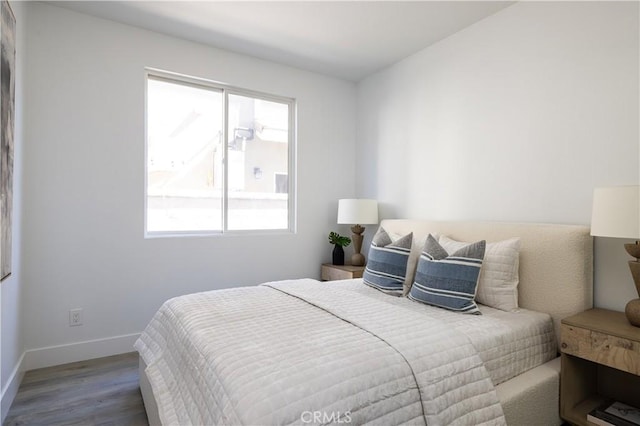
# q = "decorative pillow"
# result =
<box><xmin>389</xmin><ymin>232</ymin><xmax>439</xmax><ymax>297</ymax></box>
<box><xmin>409</xmin><ymin>234</ymin><xmax>486</xmax><ymax>314</ymax></box>
<box><xmin>439</xmin><ymin>235</ymin><xmax>520</xmax><ymax>312</ymax></box>
<box><xmin>362</xmin><ymin>228</ymin><xmax>413</xmax><ymax>295</ymax></box>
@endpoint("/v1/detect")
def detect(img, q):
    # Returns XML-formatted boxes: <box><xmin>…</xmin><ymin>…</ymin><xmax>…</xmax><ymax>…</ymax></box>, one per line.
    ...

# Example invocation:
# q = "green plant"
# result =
<box><xmin>328</xmin><ymin>231</ymin><xmax>351</xmax><ymax>247</ymax></box>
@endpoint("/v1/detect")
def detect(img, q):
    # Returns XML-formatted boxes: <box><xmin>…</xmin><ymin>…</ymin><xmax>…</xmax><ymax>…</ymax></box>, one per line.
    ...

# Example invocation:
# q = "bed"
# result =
<box><xmin>135</xmin><ymin>219</ymin><xmax>593</xmax><ymax>425</ymax></box>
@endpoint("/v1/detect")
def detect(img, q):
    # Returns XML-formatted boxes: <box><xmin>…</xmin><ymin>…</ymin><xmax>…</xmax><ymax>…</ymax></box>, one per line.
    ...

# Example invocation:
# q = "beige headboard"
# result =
<box><xmin>380</xmin><ymin>219</ymin><xmax>593</xmax><ymax>345</ymax></box>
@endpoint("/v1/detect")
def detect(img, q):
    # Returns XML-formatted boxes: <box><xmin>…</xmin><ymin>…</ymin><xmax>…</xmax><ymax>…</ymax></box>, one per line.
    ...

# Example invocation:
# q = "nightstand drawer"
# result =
<box><xmin>560</xmin><ymin>309</ymin><xmax>640</xmax><ymax>425</ymax></box>
<box><xmin>321</xmin><ymin>264</ymin><xmax>365</xmax><ymax>281</ymax></box>
<box><xmin>561</xmin><ymin>323</ymin><xmax>640</xmax><ymax>375</ymax></box>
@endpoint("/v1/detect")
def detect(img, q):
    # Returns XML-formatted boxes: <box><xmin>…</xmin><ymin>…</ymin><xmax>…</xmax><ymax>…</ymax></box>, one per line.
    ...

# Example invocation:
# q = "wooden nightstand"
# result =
<box><xmin>321</xmin><ymin>263</ymin><xmax>365</xmax><ymax>281</ymax></box>
<box><xmin>560</xmin><ymin>308</ymin><xmax>640</xmax><ymax>425</ymax></box>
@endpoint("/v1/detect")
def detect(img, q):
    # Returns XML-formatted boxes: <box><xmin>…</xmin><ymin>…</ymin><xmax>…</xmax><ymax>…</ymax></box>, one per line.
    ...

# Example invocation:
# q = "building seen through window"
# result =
<box><xmin>146</xmin><ymin>74</ymin><xmax>295</xmax><ymax>235</ymax></box>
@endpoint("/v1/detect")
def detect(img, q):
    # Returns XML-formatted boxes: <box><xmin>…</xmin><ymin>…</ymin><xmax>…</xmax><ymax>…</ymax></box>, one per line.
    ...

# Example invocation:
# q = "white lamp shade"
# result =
<box><xmin>337</xmin><ymin>199</ymin><xmax>378</xmax><ymax>225</ymax></box>
<box><xmin>591</xmin><ymin>186</ymin><xmax>640</xmax><ymax>239</ymax></box>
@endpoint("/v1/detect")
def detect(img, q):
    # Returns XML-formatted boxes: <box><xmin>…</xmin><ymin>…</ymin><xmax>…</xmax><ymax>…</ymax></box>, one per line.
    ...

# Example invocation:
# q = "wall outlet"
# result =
<box><xmin>69</xmin><ymin>308</ymin><xmax>83</xmax><ymax>327</ymax></box>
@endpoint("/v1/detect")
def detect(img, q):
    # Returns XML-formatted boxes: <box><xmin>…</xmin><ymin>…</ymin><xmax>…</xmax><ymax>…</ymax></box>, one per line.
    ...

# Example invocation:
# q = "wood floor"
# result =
<box><xmin>4</xmin><ymin>352</ymin><xmax>149</xmax><ymax>426</ymax></box>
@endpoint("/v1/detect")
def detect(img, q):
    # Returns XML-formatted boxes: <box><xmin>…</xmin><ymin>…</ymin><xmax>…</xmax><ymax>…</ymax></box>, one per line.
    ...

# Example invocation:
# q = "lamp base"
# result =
<box><xmin>351</xmin><ymin>253</ymin><xmax>365</xmax><ymax>267</ymax></box>
<box><xmin>626</xmin><ymin>256</ymin><xmax>640</xmax><ymax>327</ymax></box>
<box><xmin>626</xmin><ymin>299</ymin><xmax>640</xmax><ymax>327</ymax></box>
<box><xmin>628</xmin><ymin>258</ymin><xmax>640</xmax><ymax>297</ymax></box>
<box><xmin>351</xmin><ymin>225</ymin><xmax>366</xmax><ymax>266</ymax></box>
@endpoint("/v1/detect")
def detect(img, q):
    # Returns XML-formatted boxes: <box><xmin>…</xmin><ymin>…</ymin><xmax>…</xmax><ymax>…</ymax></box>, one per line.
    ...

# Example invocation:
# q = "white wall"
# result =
<box><xmin>15</xmin><ymin>0</ymin><xmax>639</xmax><ymax>374</ymax></box>
<box><xmin>22</xmin><ymin>3</ymin><xmax>356</xmax><ymax>366</ymax></box>
<box><xmin>1</xmin><ymin>0</ymin><xmax>26</xmax><ymax>420</ymax></box>
<box><xmin>357</xmin><ymin>2</ymin><xmax>639</xmax><ymax>311</ymax></box>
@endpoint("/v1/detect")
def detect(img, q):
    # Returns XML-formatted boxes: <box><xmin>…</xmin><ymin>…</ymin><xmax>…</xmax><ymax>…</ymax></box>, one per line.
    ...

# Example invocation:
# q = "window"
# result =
<box><xmin>145</xmin><ymin>71</ymin><xmax>296</xmax><ymax>236</ymax></box>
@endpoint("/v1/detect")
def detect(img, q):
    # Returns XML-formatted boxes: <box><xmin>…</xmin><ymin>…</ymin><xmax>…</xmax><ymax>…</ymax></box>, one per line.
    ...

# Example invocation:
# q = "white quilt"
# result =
<box><xmin>135</xmin><ymin>279</ymin><xmax>553</xmax><ymax>426</ymax></box>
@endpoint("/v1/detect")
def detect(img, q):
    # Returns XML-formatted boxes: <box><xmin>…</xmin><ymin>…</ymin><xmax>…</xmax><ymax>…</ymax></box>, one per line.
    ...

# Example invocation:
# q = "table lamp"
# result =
<box><xmin>591</xmin><ymin>185</ymin><xmax>640</xmax><ymax>326</ymax></box>
<box><xmin>337</xmin><ymin>199</ymin><xmax>379</xmax><ymax>266</ymax></box>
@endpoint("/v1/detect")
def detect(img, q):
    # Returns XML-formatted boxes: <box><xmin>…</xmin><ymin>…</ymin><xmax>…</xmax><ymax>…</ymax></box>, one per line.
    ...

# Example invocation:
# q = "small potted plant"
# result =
<box><xmin>328</xmin><ymin>231</ymin><xmax>351</xmax><ymax>266</ymax></box>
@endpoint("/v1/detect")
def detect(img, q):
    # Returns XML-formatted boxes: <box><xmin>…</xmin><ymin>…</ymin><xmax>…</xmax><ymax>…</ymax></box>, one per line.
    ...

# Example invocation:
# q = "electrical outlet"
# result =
<box><xmin>69</xmin><ymin>308</ymin><xmax>83</xmax><ymax>327</ymax></box>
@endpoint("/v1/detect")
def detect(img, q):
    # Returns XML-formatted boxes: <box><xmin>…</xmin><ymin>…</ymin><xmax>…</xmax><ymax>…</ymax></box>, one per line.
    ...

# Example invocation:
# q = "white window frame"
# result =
<box><xmin>144</xmin><ymin>68</ymin><xmax>297</xmax><ymax>238</ymax></box>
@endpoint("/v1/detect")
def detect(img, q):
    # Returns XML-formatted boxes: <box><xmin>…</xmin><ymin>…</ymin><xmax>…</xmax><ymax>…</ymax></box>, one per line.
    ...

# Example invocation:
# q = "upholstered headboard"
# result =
<box><xmin>379</xmin><ymin>219</ymin><xmax>593</xmax><ymax>346</ymax></box>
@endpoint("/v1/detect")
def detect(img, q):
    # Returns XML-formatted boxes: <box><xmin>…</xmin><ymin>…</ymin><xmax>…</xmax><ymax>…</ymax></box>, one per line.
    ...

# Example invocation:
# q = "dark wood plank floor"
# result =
<box><xmin>4</xmin><ymin>352</ymin><xmax>149</xmax><ymax>426</ymax></box>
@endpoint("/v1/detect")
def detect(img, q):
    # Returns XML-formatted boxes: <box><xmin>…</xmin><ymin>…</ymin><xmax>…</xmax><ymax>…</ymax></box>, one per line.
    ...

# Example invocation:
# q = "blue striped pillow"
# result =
<box><xmin>409</xmin><ymin>234</ymin><xmax>486</xmax><ymax>314</ymax></box>
<box><xmin>362</xmin><ymin>228</ymin><xmax>413</xmax><ymax>295</ymax></box>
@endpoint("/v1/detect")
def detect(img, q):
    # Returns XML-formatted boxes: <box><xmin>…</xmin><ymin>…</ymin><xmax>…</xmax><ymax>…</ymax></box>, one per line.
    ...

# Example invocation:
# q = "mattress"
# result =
<box><xmin>135</xmin><ymin>278</ymin><xmax>556</xmax><ymax>426</ymax></box>
<box><xmin>434</xmin><ymin>287</ymin><xmax>558</xmax><ymax>386</ymax></box>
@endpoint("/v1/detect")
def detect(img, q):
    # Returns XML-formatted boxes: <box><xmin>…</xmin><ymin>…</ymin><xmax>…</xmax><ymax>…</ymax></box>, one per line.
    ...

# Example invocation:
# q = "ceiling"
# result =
<box><xmin>50</xmin><ymin>1</ymin><xmax>513</xmax><ymax>82</ymax></box>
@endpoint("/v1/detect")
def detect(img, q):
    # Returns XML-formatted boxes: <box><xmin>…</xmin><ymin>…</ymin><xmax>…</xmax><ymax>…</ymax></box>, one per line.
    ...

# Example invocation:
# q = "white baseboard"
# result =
<box><xmin>23</xmin><ymin>332</ymin><xmax>141</xmax><ymax>371</ymax></box>
<box><xmin>1</xmin><ymin>352</ymin><xmax>25</xmax><ymax>424</ymax></box>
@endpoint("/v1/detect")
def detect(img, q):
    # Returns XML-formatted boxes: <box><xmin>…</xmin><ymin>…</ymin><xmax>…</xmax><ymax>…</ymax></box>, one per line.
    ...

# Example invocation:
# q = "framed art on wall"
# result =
<box><xmin>0</xmin><ymin>0</ymin><xmax>15</xmax><ymax>281</ymax></box>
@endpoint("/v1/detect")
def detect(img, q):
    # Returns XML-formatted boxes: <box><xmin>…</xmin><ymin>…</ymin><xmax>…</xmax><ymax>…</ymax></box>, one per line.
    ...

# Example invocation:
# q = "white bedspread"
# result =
<box><xmin>135</xmin><ymin>279</ymin><xmax>554</xmax><ymax>425</ymax></box>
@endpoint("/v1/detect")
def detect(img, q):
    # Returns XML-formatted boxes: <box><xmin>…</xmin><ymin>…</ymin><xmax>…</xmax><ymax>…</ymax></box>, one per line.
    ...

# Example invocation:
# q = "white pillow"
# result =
<box><xmin>439</xmin><ymin>235</ymin><xmax>520</xmax><ymax>312</ymax></box>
